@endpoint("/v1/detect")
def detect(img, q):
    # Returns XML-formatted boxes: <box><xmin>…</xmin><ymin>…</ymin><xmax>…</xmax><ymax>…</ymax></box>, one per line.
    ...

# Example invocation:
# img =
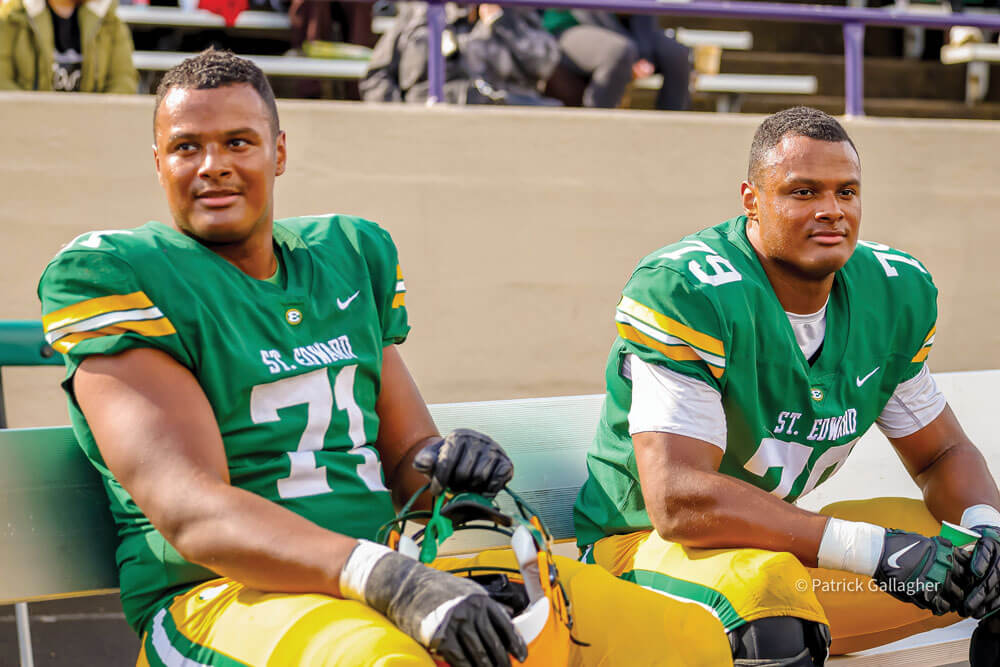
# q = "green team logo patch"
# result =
<box><xmin>810</xmin><ymin>388</ymin><xmax>824</xmax><ymax>402</ymax></box>
<box><xmin>285</xmin><ymin>308</ymin><xmax>303</xmax><ymax>325</ymax></box>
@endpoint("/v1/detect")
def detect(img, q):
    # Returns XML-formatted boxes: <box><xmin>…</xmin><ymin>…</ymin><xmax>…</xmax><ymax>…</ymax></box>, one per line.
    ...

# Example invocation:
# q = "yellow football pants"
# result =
<box><xmin>589</xmin><ymin>497</ymin><xmax>965</xmax><ymax>655</ymax></box>
<box><xmin>137</xmin><ymin>548</ymin><xmax>732</xmax><ymax>666</ymax></box>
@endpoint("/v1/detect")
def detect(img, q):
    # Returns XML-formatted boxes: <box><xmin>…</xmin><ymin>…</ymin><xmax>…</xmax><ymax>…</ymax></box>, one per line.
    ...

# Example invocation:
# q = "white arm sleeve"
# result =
<box><xmin>875</xmin><ymin>364</ymin><xmax>947</xmax><ymax>439</ymax></box>
<box><xmin>625</xmin><ymin>354</ymin><xmax>727</xmax><ymax>451</ymax></box>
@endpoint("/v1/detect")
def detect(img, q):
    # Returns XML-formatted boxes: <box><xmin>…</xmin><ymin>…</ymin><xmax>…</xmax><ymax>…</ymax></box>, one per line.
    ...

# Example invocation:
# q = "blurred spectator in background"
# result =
<box><xmin>542</xmin><ymin>9</ymin><xmax>635</xmax><ymax>108</ymax></box>
<box><xmin>0</xmin><ymin>0</ymin><xmax>137</xmax><ymax>92</ymax></box>
<box><xmin>288</xmin><ymin>0</ymin><xmax>375</xmax><ymax>48</ymax></box>
<box><xmin>286</xmin><ymin>0</ymin><xmax>374</xmax><ymax>96</ymax></box>
<box><xmin>543</xmin><ymin>9</ymin><xmax>690</xmax><ymax>110</ymax></box>
<box><xmin>362</xmin><ymin>2</ymin><xmax>561</xmax><ymax>106</ymax></box>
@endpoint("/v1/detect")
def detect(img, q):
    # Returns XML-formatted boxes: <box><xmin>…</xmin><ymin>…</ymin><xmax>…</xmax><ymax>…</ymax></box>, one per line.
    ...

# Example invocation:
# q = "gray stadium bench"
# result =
<box><xmin>120</xmin><ymin>6</ymin><xmax>372</xmax><ymax>89</ymax></box>
<box><xmin>132</xmin><ymin>50</ymin><xmax>368</xmax><ymax>79</ymax></box>
<box><xmin>635</xmin><ymin>72</ymin><xmax>819</xmax><ymax>112</ymax></box>
<box><xmin>1</xmin><ymin>357</ymin><xmax>992</xmax><ymax>664</ymax></box>
<box><xmin>673</xmin><ymin>27</ymin><xmax>753</xmax><ymax>51</ymax></box>
<box><xmin>941</xmin><ymin>42</ymin><xmax>1000</xmax><ymax>104</ymax></box>
<box><xmin>117</xmin><ymin>5</ymin><xmax>289</xmax><ymax>30</ymax></box>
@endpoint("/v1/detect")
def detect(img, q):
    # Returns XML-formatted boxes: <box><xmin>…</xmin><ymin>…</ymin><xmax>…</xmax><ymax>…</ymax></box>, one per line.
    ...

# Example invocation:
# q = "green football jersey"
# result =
<box><xmin>574</xmin><ymin>216</ymin><xmax>937</xmax><ymax>547</ymax></box>
<box><xmin>37</xmin><ymin>215</ymin><xmax>409</xmax><ymax>633</ymax></box>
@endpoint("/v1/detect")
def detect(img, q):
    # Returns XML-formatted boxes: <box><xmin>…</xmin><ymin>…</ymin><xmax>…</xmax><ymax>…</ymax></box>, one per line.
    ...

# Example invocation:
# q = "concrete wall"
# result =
<box><xmin>2</xmin><ymin>92</ymin><xmax>999</xmax><ymax>427</ymax></box>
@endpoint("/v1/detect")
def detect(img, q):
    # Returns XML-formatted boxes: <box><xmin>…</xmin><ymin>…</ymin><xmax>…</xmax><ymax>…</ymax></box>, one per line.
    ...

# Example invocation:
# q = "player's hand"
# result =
<box><xmin>872</xmin><ymin>530</ymin><xmax>964</xmax><ymax>615</ymax></box>
<box><xmin>413</xmin><ymin>429</ymin><xmax>514</xmax><ymax>497</ymax></box>
<box><xmin>953</xmin><ymin>526</ymin><xmax>1000</xmax><ymax>618</ymax></box>
<box><xmin>344</xmin><ymin>544</ymin><xmax>527</xmax><ymax>666</ymax></box>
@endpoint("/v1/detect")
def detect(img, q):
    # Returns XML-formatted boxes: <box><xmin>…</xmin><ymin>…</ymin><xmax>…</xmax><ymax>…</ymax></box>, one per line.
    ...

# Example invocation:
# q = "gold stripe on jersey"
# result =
<box><xmin>615</xmin><ymin>311</ymin><xmax>726</xmax><ymax>370</ymax></box>
<box><xmin>911</xmin><ymin>325</ymin><xmax>936</xmax><ymax>363</ymax></box>
<box><xmin>617</xmin><ymin>322</ymin><xmax>725</xmax><ymax>379</ymax></box>
<box><xmin>51</xmin><ymin>332</ymin><xmax>103</xmax><ymax>354</ymax></box>
<box><xmin>617</xmin><ymin>295</ymin><xmax>725</xmax><ymax>358</ymax></box>
<box><xmin>43</xmin><ymin>291</ymin><xmax>154</xmax><ymax>332</ymax></box>
<box><xmin>392</xmin><ymin>264</ymin><xmax>406</xmax><ymax>308</ymax></box>
<box><xmin>50</xmin><ymin>318</ymin><xmax>177</xmax><ymax>353</ymax></box>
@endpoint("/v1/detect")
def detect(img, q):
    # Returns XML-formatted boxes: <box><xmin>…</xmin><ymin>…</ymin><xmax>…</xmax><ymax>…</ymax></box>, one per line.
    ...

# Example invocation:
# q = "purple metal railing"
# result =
<box><xmin>420</xmin><ymin>0</ymin><xmax>1000</xmax><ymax>115</ymax></box>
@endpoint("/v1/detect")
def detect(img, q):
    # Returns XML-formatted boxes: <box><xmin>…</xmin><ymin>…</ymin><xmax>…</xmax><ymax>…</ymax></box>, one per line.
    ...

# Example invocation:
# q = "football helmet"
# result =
<box><xmin>378</xmin><ymin>486</ymin><xmax>576</xmax><ymax>666</ymax></box>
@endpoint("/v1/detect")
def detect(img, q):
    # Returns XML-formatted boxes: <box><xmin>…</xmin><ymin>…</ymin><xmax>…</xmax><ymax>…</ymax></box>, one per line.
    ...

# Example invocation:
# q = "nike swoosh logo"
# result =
<box><xmin>337</xmin><ymin>291</ymin><xmax>360</xmax><ymax>310</ymax></box>
<box><xmin>856</xmin><ymin>367</ymin><xmax>880</xmax><ymax>387</ymax></box>
<box><xmin>888</xmin><ymin>542</ymin><xmax>919</xmax><ymax>569</ymax></box>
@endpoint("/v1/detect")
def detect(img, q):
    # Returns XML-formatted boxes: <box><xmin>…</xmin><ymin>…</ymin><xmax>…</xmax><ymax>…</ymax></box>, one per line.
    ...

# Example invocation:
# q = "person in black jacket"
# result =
<box><xmin>361</xmin><ymin>2</ymin><xmax>561</xmax><ymax>106</ymax></box>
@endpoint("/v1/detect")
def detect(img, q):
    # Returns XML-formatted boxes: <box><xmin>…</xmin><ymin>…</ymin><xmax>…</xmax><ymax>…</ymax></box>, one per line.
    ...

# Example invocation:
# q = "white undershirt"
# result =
<box><xmin>626</xmin><ymin>308</ymin><xmax>947</xmax><ymax>450</ymax></box>
<box><xmin>785</xmin><ymin>299</ymin><xmax>828</xmax><ymax>362</ymax></box>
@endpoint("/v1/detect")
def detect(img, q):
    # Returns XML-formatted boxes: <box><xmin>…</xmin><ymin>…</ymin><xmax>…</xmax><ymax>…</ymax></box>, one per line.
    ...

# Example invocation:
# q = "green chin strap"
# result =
<box><xmin>376</xmin><ymin>485</ymin><xmax>549</xmax><ymax>564</ymax></box>
<box><xmin>420</xmin><ymin>494</ymin><xmax>454</xmax><ymax>563</ymax></box>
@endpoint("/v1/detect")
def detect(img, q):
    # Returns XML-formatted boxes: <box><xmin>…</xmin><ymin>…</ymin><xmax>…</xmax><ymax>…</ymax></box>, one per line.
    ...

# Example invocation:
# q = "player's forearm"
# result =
<box><xmin>645</xmin><ymin>467</ymin><xmax>829</xmax><ymax>565</ymax></box>
<box><xmin>386</xmin><ymin>435</ymin><xmax>441</xmax><ymax>511</ymax></box>
<box><xmin>158</xmin><ymin>480</ymin><xmax>357</xmax><ymax>597</ymax></box>
<box><xmin>915</xmin><ymin>440</ymin><xmax>1000</xmax><ymax>525</ymax></box>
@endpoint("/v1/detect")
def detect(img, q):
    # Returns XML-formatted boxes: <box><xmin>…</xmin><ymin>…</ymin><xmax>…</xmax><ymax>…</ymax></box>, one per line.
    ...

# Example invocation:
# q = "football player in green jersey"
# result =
<box><xmin>37</xmin><ymin>49</ymin><xmax>733</xmax><ymax>666</ymax></box>
<box><xmin>573</xmin><ymin>106</ymin><xmax>1000</xmax><ymax>666</ymax></box>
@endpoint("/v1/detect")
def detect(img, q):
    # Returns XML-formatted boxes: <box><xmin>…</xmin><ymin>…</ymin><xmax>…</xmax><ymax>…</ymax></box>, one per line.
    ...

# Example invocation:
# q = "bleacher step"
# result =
<box><xmin>684</xmin><ymin>92</ymin><xmax>1000</xmax><ymax>118</ymax></box>
<box><xmin>717</xmin><ymin>51</ymin><xmax>972</xmax><ymax>100</ymax></box>
<box><xmin>657</xmin><ymin>14</ymin><xmax>903</xmax><ymax>56</ymax></box>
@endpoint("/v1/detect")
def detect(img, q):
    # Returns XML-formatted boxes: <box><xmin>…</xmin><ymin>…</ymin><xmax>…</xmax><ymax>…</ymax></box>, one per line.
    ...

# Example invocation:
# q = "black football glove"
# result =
<box><xmin>353</xmin><ymin>547</ymin><xmax>527</xmax><ymax>666</ymax></box>
<box><xmin>953</xmin><ymin>526</ymin><xmax>1000</xmax><ymax>619</ymax></box>
<box><xmin>413</xmin><ymin>429</ymin><xmax>514</xmax><ymax>497</ymax></box>
<box><xmin>872</xmin><ymin>530</ymin><xmax>964</xmax><ymax>615</ymax></box>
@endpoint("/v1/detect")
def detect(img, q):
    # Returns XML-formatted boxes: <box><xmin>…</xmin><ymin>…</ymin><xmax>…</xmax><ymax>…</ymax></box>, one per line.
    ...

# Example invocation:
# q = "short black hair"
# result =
<box><xmin>153</xmin><ymin>48</ymin><xmax>280</xmax><ymax>137</ymax></box>
<box><xmin>747</xmin><ymin>106</ymin><xmax>857</xmax><ymax>182</ymax></box>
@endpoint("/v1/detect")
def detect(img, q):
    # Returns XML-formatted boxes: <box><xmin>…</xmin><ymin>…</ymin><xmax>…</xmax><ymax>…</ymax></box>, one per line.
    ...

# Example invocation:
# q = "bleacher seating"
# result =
<box><xmin>122</xmin><ymin>7</ymin><xmax>813</xmax><ymax>113</ymax></box>
<box><xmin>114</xmin><ymin>3</ymin><xmax>1000</xmax><ymax>117</ymax></box>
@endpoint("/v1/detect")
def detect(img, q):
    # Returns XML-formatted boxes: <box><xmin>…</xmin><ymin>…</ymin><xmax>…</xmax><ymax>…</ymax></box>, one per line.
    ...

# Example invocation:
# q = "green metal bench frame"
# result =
<box><xmin>0</xmin><ymin>321</ymin><xmax>64</xmax><ymax>667</ymax></box>
<box><xmin>0</xmin><ymin>320</ymin><xmax>62</xmax><ymax>429</ymax></box>
<box><xmin>0</xmin><ymin>395</ymin><xmax>601</xmax><ymax>603</ymax></box>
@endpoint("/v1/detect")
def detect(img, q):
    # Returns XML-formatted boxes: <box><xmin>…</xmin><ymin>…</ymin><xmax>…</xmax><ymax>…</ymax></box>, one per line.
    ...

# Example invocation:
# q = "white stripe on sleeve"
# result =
<box><xmin>45</xmin><ymin>306</ymin><xmax>165</xmax><ymax>343</ymax></box>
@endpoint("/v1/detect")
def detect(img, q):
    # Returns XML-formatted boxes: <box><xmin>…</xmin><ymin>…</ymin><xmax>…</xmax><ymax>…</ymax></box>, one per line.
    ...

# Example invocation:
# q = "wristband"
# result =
<box><xmin>817</xmin><ymin>517</ymin><xmax>885</xmax><ymax>576</ymax></box>
<box><xmin>340</xmin><ymin>539</ymin><xmax>393</xmax><ymax>603</ymax></box>
<box><xmin>961</xmin><ymin>505</ymin><xmax>1000</xmax><ymax>531</ymax></box>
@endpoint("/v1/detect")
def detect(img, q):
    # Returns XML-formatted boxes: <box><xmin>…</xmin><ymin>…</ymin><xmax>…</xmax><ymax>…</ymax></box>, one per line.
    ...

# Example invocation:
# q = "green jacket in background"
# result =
<box><xmin>0</xmin><ymin>0</ymin><xmax>137</xmax><ymax>92</ymax></box>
